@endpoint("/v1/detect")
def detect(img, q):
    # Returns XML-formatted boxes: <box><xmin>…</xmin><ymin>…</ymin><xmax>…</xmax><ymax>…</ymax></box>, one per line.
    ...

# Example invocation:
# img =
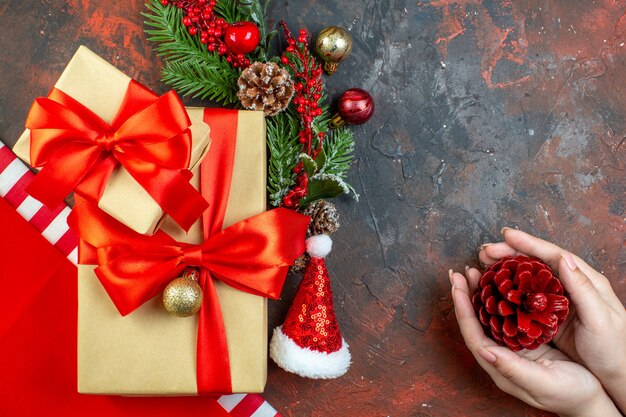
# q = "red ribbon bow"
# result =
<box><xmin>71</xmin><ymin>199</ymin><xmax>308</xmax><ymax>316</ymax></box>
<box><xmin>25</xmin><ymin>80</ymin><xmax>208</xmax><ymax>231</ymax></box>
<box><xmin>70</xmin><ymin>196</ymin><xmax>309</xmax><ymax>393</ymax></box>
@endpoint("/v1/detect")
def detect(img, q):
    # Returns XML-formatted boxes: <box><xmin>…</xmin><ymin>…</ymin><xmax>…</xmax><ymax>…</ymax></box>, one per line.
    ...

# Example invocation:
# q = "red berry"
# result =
<box><xmin>281</xmin><ymin>56</ymin><xmax>289</xmax><ymax>64</ymax></box>
<box><xmin>161</xmin><ymin>0</ymin><xmax>169</xmax><ymax>5</ymax></box>
<box><xmin>182</xmin><ymin>17</ymin><xmax>192</xmax><ymax>26</ymax></box>
<box><xmin>188</xmin><ymin>27</ymin><xmax>197</xmax><ymax>35</ymax></box>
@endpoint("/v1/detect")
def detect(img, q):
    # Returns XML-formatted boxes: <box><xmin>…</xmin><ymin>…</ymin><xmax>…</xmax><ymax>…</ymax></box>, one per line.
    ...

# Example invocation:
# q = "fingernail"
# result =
<box><xmin>500</xmin><ymin>227</ymin><xmax>511</xmax><ymax>235</ymax></box>
<box><xmin>448</xmin><ymin>269</ymin><xmax>454</xmax><ymax>285</ymax></box>
<box><xmin>563</xmin><ymin>253</ymin><xmax>577</xmax><ymax>271</ymax></box>
<box><xmin>478</xmin><ymin>347</ymin><xmax>497</xmax><ymax>364</ymax></box>
<box><xmin>465</xmin><ymin>265</ymin><xmax>470</xmax><ymax>273</ymax></box>
<box><xmin>480</xmin><ymin>243</ymin><xmax>492</xmax><ymax>249</ymax></box>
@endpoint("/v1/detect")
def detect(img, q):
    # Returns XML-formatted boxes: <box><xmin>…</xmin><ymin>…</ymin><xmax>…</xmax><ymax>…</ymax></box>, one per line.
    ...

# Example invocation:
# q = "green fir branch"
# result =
<box><xmin>162</xmin><ymin>58</ymin><xmax>239</xmax><ymax>103</ymax></box>
<box><xmin>143</xmin><ymin>0</ymin><xmax>207</xmax><ymax>62</ymax></box>
<box><xmin>322</xmin><ymin>126</ymin><xmax>355</xmax><ymax>178</ymax></box>
<box><xmin>267</xmin><ymin>108</ymin><xmax>301</xmax><ymax>206</ymax></box>
<box><xmin>322</xmin><ymin>126</ymin><xmax>358</xmax><ymax>199</ymax></box>
<box><xmin>214</xmin><ymin>0</ymin><xmax>247</xmax><ymax>23</ymax></box>
<box><xmin>143</xmin><ymin>0</ymin><xmax>241</xmax><ymax>104</ymax></box>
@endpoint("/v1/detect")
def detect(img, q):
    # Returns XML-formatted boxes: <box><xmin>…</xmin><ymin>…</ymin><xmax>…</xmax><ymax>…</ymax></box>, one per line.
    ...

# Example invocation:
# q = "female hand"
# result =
<box><xmin>450</xmin><ymin>266</ymin><xmax>621</xmax><ymax>417</ymax></box>
<box><xmin>479</xmin><ymin>228</ymin><xmax>626</xmax><ymax>413</ymax></box>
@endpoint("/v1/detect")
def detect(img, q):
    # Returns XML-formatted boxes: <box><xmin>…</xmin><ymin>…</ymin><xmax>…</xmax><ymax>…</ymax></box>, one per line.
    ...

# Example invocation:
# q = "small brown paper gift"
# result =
<box><xmin>13</xmin><ymin>46</ymin><xmax>210</xmax><ymax>235</ymax></box>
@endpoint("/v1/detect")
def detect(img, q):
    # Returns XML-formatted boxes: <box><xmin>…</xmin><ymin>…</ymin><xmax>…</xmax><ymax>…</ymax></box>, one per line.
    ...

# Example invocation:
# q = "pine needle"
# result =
<box><xmin>267</xmin><ymin>108</ymin><xmax>300</xmax><ymax>206</ymax></box>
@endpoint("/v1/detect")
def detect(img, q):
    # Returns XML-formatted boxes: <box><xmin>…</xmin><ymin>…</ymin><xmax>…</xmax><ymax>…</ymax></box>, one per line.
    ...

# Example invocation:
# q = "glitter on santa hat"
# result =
<box><xmin>270</xmin><ymin>234</ymin><xmax>351</xmax><ymax>379</ymax></box>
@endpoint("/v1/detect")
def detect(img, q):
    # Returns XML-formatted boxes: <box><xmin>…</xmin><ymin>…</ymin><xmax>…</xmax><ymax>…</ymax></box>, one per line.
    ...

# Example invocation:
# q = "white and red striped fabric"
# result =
<box><xmin>0</xmin><ymin>140</ymin><xmax>282</xmax><ymax>417</ymax></box>
<box><xmin>0</xmin><ymin>141</ymin><xmax>78</xmax><ymax>263</ymax></box>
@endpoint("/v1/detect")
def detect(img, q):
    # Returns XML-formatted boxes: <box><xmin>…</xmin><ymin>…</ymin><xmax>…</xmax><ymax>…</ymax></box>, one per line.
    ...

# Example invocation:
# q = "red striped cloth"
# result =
<box><xmin>0</xmin><ymin>140</ymin><xmax>282</xmax><ymax>417</ymax></box>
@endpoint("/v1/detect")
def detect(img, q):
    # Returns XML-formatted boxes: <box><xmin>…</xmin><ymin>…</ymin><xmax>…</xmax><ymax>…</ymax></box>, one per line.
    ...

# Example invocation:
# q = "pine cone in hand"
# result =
<box><xmin>303</xmin><ymin>200</ymin><xmax>340</xmax><ymax>237</ymax></box>
<box><xmin>237</xmin><ymin>61</ymin><xmax>294</xmax><ymax>116</ymax></box>
<box><xmin>472</xmin><ymin>255</ymin><xmax>569</xmax><ymax>351</ymax></box>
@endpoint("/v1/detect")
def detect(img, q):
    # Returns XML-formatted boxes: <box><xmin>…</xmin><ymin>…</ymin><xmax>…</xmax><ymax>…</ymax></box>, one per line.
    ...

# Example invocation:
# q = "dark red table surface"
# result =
<box><xmin>0</xmin><ymin>1</ymin><xmax>624</xmax><ymax>416</ymax></box>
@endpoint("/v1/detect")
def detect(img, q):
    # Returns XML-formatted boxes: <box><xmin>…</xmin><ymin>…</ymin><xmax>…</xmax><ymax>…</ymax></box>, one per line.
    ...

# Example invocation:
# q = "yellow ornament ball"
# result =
<box><xmin>315</xmin><ymin>26</ymin><xmax>353</xmax><ymax>75</ymax></box>
<box><xmin>163</xmin><ymin>276</ymin><xmax>203</xmax><ymax>317</ymax></box>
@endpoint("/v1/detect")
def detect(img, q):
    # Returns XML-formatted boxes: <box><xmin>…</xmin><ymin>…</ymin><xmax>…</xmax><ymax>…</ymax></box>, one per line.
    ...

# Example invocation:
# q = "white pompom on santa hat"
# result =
<box><xmin>270</xmin><ymin>234</ymin><xmax>351</xmax><ymax>379</ymax></box>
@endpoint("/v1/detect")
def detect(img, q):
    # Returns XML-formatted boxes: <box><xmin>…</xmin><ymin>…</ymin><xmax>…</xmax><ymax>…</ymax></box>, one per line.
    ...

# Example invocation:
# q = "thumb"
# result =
<box><xmin>558</xmin><ymin>253</ymin><xmax>607</xmax><ymax>327</ymax></box>
<box><xmin>478</xmin><ymin>346</ymin><xmax>547</xmax><ymax>389</ymax></box>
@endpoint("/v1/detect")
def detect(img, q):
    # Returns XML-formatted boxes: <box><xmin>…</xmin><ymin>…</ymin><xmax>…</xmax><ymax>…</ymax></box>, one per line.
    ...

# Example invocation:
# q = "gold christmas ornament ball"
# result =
<box><xmin>315</xmin><ymin>26</ymin><xmax>353</xmax><ymax>75</ymax></box>
<box><xmin>163</xmin><ymin>276</ymin><xmax>203</xmax><ymax>317</ymax></box>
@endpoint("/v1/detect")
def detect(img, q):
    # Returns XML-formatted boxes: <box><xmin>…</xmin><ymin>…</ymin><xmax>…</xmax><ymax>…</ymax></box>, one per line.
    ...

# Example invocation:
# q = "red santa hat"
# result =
<box><xmin>270</xmin><ymin>234</ymin><xmax>351</xmax><ymax>379</ymax></box>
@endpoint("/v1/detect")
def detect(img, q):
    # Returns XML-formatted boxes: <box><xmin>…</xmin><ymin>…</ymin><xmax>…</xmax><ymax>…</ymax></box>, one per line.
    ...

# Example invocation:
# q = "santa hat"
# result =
<box><xmin>270</xmin><ymin>234</ymin><xmax>351</xmax><ymax>379</ymax></box>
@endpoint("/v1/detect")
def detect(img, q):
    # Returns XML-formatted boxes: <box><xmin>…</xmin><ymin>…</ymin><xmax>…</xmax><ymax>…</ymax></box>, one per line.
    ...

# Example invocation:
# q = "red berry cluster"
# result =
<box><xmin>279</xmin><ymin>22</ymin><xmax>326</xmax><ymax>209</ymax></box>
<box><xmin>162</xmin><ymin>0</ymin><xmax>251</xmax><ymax>68</ymax></box>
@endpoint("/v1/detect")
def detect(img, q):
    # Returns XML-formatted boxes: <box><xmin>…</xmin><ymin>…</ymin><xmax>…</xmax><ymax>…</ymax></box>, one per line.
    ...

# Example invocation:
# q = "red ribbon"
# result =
<box><xmin>69</xmin><ymin>108</ymin><xmax>310</xmax><ymax>394</ymax></box>
<box><xmin>25</xmin><ymin>80</ymin><xmax>208</xmax><ymax>232</ymax></box>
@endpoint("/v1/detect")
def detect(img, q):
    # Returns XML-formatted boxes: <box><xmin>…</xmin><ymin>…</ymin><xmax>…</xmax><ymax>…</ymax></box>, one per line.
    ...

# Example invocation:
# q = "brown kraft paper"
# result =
<box><xmin>77</xmin><ymin>111</ymin><xmax>267</xmax><ymax>395</ymax></box>
<box><xmin>13</xmin><ymin>45</ymin><xmax>211</xmax><ymax>235</ymax></box>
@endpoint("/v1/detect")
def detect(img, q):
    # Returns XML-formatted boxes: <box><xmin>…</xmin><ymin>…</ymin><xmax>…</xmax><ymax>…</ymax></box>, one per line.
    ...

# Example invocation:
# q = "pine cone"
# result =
<box><xmin>292</xmin><ymin>253</ymin><xmax>310</xmax><ymax>272</ymax></box>
<box><xmin>291</xmin><ymin>201</ymin><xmax>341</xmax><ymax>273</ymax></box>
<box><xmin>471</xmin><ymin>255</ymin><xmax>569</xmax><ymax>351</ymax></box>
<box><xmin>303</xmin><ymin>200</ymin><xmax>340</xmax><ymax>237</ymax></box>
<box><xmin>237</xmin><ymin>61</ymin><xmax>294</xmax><ymax>116</ymax></box>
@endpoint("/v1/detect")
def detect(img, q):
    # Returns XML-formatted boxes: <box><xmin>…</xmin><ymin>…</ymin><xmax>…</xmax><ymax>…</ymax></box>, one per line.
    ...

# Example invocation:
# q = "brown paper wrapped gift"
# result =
<box><xmin>77</xmin><ymin>110</ymin><xmax>271</xmax><ymax>395</ymax></box>
<box><xmin>13</xmin><ymin>46</ymin><xmax>210</xmax><ymax>235</ymax></box>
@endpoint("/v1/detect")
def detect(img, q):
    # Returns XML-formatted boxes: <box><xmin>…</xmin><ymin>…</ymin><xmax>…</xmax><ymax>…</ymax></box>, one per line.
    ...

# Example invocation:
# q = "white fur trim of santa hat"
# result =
<box><xmin>270</xmin><ymin>325</ymin><xmax>351</xmax><ymax>379</ymax></box>
<box><xmin>306</xmin><ymin>234</ymin><xmax>332</xmax><ymax>258</ymax></box>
